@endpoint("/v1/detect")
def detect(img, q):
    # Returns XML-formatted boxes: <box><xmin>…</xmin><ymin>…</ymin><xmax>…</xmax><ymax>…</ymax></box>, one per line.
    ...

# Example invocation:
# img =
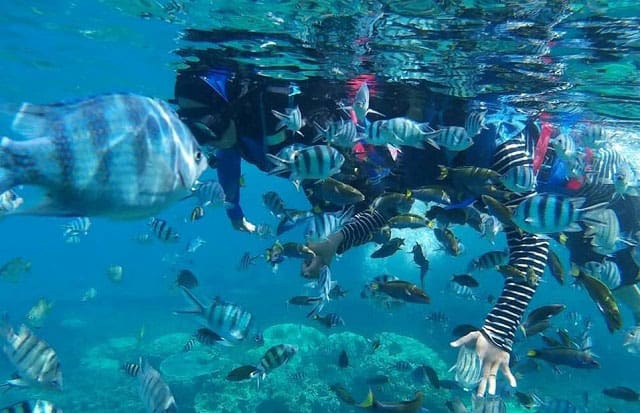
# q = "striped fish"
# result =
<box><xmin>189</xmin><ymin>206</ymin><xmax>204</xmax><ymax>222</ymax></box>
<box><xmin>0</xmin><ymin>321</ymin><xmax>62</xmax><ymax>390</ymax></box>
<box><xmin>190</xmin><ymin>180</ymin><xmax>226</xmax><ymax>207</ymax></box>
<box><xmin>511</xmin><ymin>194</ymin><xmax>606</xmax><ymax>234</ymax></box>
<box><xmin>583</xmin><ymin>260</ymin><xmax>621</xmax><ymax>290</ymax></box>
<box><xmin>424</xmin><ymin>126</ymin><xmax>473</xmax><ymax>151</ymax></box>
<box><xmin>0</xmin><ymin>400</ymin><xmax>61</xmax><ymax>413</ymax></box>
<box><xmin>305</xmin><ymin>265</ymin><xmax>336</xmax><ymax>318</ymax></box>
<box><xmin>252</xmin><ymin>344</ymin><xmax>298</xmax><ymax>386</ymax></box>
<box><xmin>450</xmin><ymin>344</ymin><xmax>482</xmax><ymax>390</ymax></box>
<box><xmin>148</xmin><ymin>218</ymin><xmax>179</xmax><ymax>242</ymax></box>
<box><xmin>122</xmin><ymin>362</ymin><xmax>141</xmax><ymax>377</ymax></box>
<box><xmin>500</xmin><ymin>165</ymin><xmax>537</xmax><ymax>193</ymax></box>
<box><xmin>272</xmin><ymin>106</ymin><xmax>304</xmax><ymax>136</ymax></box>
<box><xmin>182</xmin><ymin>337</ymin><xmax>196</xmax><ymax>353</ymax></box>
<box><xmin>62</xmin><ymin>216</ymin><xmax>90</xmax><ymax>236</ymax></box>
<box><xmin>304</xmin><ymin>207</ymin><xmax>354</xmax><ymax>242</ymax></box>
<box><xmin>584</xmin><ymin>208</ymin><xmax>636</xmax><ymax>255</ymax></box>
<box><xmin>467</xmin><ymin>250</ymin><xmax>508</xmax><ymax>272</ymax></box>
<box><xmin>174</xmin><ymin>287</ymin><xmax>255</xmax><ymax>345</ymax></box>
<box><xmin>262</xmin><ymin>191</ymin><xmax>290</xmax><ymax>220</ymax></box>
<box><xmin>341</xmin><ymin>82</ymin><xmax>383</xmax><ymax>125</ymax></box>
<box><xmin>464</xmin><ymin>109</ymin><xmax>488</xmax><ymax>137</ymax></box>
<box><xmin>0</xmin><ymin>94</ymin><xmax>207</xmax><ymax>218</ymax></box>
<box><xmin>137</xmin><ymin>358</ymin><xmax>177</xmax><ymax>413</ymax></box>
<box><xmin>448</xmin><ymin>282</ymin><xmax>477</xmax><ymax>301</ymax></box>
<box><xmin>267</xmin><ymin>145</ymin><xmax>344</xmax><ymax>185</ymax></box>
<box><xmin>313</xmin><ymin>119</ymin><xmax>357</xmax><ymax>148</ymax></box>
<box><xmin>550</xmin><ymin>134</ymin><xmax>578</xmax><ymax>161</ymax></box>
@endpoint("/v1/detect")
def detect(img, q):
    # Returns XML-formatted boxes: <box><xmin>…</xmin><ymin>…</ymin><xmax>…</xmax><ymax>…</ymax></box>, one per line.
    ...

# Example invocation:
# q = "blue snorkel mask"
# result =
<box><xmin>200</xmin><ymin>68</ymin><xmax>233</xmax><ymax>103</ymax></box>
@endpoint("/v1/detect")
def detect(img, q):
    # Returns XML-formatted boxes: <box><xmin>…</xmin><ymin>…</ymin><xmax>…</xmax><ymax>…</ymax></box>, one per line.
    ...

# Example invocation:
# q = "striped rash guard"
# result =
<box><xmin>482</xmin><ymin>136</ymin><xmax>549</xmax><ymax>352</ymax></box>
<box><xmin>335</xmin><ymin>132</ymin><xmax>548</xmax><ymax>353</ymax></box>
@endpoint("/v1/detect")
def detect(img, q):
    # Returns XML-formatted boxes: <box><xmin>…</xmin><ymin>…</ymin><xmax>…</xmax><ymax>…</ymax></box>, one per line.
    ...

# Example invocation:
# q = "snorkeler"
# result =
<box><xmin>302</xmin><ymin>102</ymin><xmax>553</xmax><ymax>398</ymax></box>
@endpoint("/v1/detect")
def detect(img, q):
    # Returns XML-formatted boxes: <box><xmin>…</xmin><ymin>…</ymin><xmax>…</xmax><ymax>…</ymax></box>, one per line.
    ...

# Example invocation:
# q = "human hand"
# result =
<box><xmin>450</xmin><ymin>330</ymin><xmax>516</xmax><ymax>397</ymax></box>
<box><xmin>301</xmin><ymin>236</ymin><xmax>341</xmax><ymax>278</ymax></box>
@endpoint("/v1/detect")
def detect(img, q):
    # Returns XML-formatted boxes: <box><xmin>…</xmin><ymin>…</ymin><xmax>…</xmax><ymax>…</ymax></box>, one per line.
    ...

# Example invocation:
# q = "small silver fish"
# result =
<box><xmin>272</xmin><ymin>106</ymin><xmax>304</xmax><ymax>136</ymax></box>
<box><xmin>61</xmin><ymin>217</ymin><xmax>91</xmax><ymax>243</ymax></box>
<box><xmin>465</xmin><ymin>109</ymin><xmax>488</xmax><ymax>137</ymax></box>
<box><xmin>425</xmin><ymin>126</ymin><xmax>473</xmax><ymax>151</ymax></box>
<box><xmin>343</xmin><ymin>82</ymin><xmax>383</xmax><ymax>124</ymax></box>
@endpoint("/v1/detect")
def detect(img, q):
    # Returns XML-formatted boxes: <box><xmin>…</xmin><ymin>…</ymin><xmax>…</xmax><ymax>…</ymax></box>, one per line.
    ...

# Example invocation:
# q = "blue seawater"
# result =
<box><xmin>1</xmin><ymin>2</ymin><xmax>640</xmax><ymax>413</ymax></box>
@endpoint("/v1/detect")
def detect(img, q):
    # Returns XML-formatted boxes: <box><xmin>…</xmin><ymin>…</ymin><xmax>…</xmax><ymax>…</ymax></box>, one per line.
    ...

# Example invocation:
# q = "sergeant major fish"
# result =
<box><xmin>272</xmin><ymin>106</ymin><xmax>304</xmax><ymax>136</ymax></box>
<box><xmin>511</xmin><ymin>195</ymin><xmax>607</xmax><ymax>234</ymax></box>
<box><xmin>342</xmin><ymin>81</ymin><xmax>383</xmax><ymax>125</ymax></box>
<box><xmin>0</xmin><ymin>318</ymin><xmax>63</xmax><ymax>390</ymax></box>
<box><xmin>267</xmin><ymin>145</ymin><xmax>344</xmax><ymax>189</ymax></box>
<box><xmin>0</xmin><ymin>94</ymin><xmax>207</xmax><ymax>218</ymax></box>
<box><xmin>251</xmin><ymin>344</ymin><xmax>298</xmax><ymax>388</ymax></box>
<box><xmin>137</xmin><ymin>358</ymin><xmax>177</xmax><ymax>413</ymax></box>
<box><xmin>174</xmin><ymin>287</ymin><xmax>257</xmax><ymax>345</ymax></box>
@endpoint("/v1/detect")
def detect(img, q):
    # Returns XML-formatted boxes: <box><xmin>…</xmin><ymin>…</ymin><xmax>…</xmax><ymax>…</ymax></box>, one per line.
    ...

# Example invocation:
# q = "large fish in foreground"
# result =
<box><xmin>0</xmin><ymin>318</ymin><xmax>63</xmax><ymax>390</ymax></box>
<box><xmin>137</xmin><ymin>358</ymin><xmax>177</xmax><ymax>413</ymax></box>
<box><xmin>0</xmin><ymin>94</ymin><xmax>208</xmax><ymax>218</ymax></box>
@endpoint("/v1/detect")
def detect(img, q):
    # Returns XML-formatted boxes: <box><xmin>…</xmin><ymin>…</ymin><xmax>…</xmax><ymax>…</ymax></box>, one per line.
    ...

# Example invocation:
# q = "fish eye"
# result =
<box><xmin>194</xmin><ymin>150</ymin><xmax>203</xmax><ymax>163</ymax></box>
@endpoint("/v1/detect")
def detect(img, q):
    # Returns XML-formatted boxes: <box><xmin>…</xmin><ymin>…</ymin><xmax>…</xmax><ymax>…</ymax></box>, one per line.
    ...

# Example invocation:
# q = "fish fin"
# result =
<box><xmin>9</xmin><ymin>102</ymin><xmax>68</xmax><ymax>139</ymax></box>
<box><xmin>306</xmin><ymin>300</ymin><xmax>324</xmax><ymax>318</ymax></box>
<box><xmin>173</xmin><ymin>286</ymin><xmax>206</xmax><ymax>316</ymax></box>
<box><xmin>565</xmin><ymin>223</ymin><xmax>583</xmax><ymax>232</ymax></box>
<box><xmin>367</xmin><ymin>108</ymin><xmax>385</xmax><ymax>118</ymax></box>
<box><xmin>266</xmin><ymin>154</ymin><xmax>290</xmax><ymax>175</ymax></box>
<box><xmin>358</xmin><ymin>388</ymin><xmax>375</xmax><ymax>408</ymax></box>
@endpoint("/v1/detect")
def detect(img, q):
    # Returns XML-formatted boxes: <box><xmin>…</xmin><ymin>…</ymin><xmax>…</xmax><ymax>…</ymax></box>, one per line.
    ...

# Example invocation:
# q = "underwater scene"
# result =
<box><xmin>2</xmin><ymin>1</ymin><xmax>640</xmax><ymax>412</ymax></box>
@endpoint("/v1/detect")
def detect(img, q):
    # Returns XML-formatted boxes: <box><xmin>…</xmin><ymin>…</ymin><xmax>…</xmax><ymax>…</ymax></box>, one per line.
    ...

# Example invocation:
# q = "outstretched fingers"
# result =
<box><xmin>500</xmin><ymin>359</ymin><xmax>517</xmax><ymax>388</ymax></box>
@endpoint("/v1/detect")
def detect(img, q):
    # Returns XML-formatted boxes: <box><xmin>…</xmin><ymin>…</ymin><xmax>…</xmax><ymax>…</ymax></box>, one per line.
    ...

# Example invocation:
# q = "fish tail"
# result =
<box><xmin>266</xmin><ymin>154</ymin><xmax>290</xmax><ymax>175</ymax></box>
<box><xmin>358</xmin><ymin>388</ymin><xmax>375</xmax><ymax>408</ymax></box>
<box><xmin>173</xmin><ymin>286</ymin><xmax>206</xmax><ymax>316</ymax></box>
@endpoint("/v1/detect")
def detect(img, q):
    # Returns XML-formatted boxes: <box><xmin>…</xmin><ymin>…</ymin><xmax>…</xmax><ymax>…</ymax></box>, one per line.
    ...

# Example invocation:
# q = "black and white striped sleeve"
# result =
<box><xmin>337</xmin><ymin>210</ymin><xmax>387</xmax><ymax>254</ymax></box>
<box><xmin>482</xmin><ymin>228</ymin><xmax>549</xmax><ymax>352</ymax></box>
<box><xmin>481</xmin><ymin>136</ymin><xmax>550</xmax><ymax>353</ymax></box>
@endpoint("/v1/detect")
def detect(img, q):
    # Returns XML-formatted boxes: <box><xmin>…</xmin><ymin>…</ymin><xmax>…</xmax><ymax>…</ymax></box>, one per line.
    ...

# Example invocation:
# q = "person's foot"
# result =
<box><xmin>232</xmin><ymin>217</ymin><xmax>256</xmax><ymax>233</ymax></box>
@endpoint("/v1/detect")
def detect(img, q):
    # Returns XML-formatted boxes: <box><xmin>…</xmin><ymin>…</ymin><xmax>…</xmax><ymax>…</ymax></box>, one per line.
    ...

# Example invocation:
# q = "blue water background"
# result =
<box><xmin>0</xmin><ymin>2</ymin><xmax>639</xmax><ymax>412</ymax></box>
